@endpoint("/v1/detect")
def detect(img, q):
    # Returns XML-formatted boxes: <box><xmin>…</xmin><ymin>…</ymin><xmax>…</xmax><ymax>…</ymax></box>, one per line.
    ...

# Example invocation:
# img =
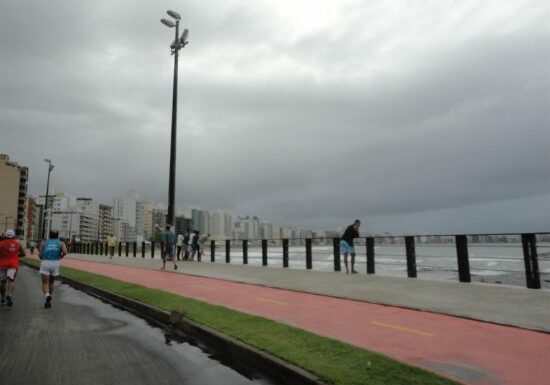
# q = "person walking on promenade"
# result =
<box><xmin>161</xmin><ymin>225</ymin><xmax>178</xmax><ymax>270</ymax></box>
<box><xmin>38</xmin><ymin>230</ymin><xmax>67</xmax><ymax>309</ymax></box>
<box><xmin>197</xmin><ymin>233</ymin><xmax>210</xmax><ymax>262</ymax></box>
<box><xmin>341</xmin><ymin>219</ymin><xmax>361</xmax><ymax>274</ymax></box>
<box><xmin>182</xmin><ymin>228</ymin><xmax>191</xmax><ymax>260</ymax></box>
<box><xmin>0</xmin><ymin>229</ymin><xmax>25</xmax><ymax>307</ymax></box>
<box><xmin>176</xmin><ymin>232</ymin><xmax>184</xmax><ymax>261</ymax></box>
<box><xmin>106</xmin><ymin>233</ymin><xmax>117</xmax><ymax>259</ymax></box>
<box><xmin>186</xmin><ymin>230</ymin><xmax>196</xmax><ymax>261</ymax></box>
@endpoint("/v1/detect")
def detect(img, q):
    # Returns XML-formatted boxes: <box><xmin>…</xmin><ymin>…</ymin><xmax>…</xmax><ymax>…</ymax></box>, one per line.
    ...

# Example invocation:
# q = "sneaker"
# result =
<box><xmin>44</xmin><ymin>295</ymin><xmax>52</xmax><ymax>309</ymax></box>
<box><xmin>352</xmin><ymin>270</ymin><xmax>359</xmax><ymax>274</ymax></box>
<box><xmin>174</xmin><ymin>265</ymin><xmax>178</xmax><ymax>270</ymax></box>
<box><xmin>0</xmin><ymin>297</ymin><xmax>5</xmax><ymax>306</ymax></box>
<box><xmin>6</xmin><ymin>296</ymin><xmax>13</xmax><ymax>307</ymax></box>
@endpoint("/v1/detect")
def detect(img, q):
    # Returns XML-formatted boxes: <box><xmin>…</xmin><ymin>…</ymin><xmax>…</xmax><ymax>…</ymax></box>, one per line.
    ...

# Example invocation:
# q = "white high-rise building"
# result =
<box><xmin>209</xmin><ymin>211</ymin><xmax>232</xmax><ymax>239</ymax></box>
<box><xmin>136</xmin><ymin>201</ymin><xmax>152</xmax><ymax>242</ymax></box>
<box><xmin>113</xmin><ymin>190</ymin><xmax>139</xmax><ymax>241</ymax></box>
<box><xmin>209</xmin><ymin>211</ymin><xmax>224</xmax><ymax>239</ymax></box>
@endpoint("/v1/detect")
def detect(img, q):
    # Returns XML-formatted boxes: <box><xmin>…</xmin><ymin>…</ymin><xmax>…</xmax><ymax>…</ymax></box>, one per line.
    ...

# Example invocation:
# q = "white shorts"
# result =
<box><xmin>40</xmin><ymin>260</ymin><xmax>61</xmax><ymax>277</ymax></box>
<box><xmin>0</xmin><ymin>268</ymin><xmax>17</xmax><ymax>281</ymax></box>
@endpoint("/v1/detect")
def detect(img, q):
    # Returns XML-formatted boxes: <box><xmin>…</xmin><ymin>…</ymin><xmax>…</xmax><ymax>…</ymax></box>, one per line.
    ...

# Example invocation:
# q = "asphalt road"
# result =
<box><xmin>0</xmin><ymin>267</ymin><xmax>274</xmax><ymax>385</ymax></box>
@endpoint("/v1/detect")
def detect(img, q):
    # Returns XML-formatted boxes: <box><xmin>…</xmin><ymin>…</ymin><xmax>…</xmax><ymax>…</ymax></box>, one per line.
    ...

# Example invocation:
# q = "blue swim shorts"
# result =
<box><xmin>340</xmin><ymin>240</ymin><xmax>356</xmax><ymax>255</ymax></box>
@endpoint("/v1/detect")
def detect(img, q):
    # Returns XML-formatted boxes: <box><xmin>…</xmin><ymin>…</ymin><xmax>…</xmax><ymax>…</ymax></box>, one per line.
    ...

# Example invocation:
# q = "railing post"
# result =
<box><xmin>405</xmin><ymin>236</ymin><xmax>417</xmax><ymax>278</ymax></box>
<box><xmin>366</xmin><ymin>237</ymin><xmax>375</xmax><ymax>274</ymax></box>
<box><xmin>210</xmin><ymin>240</ymin><xmax>215</xmax><ymax>262</ymax></box>
<box><xmin>118</xmin><ymin>242</ymin><xmax>122</xmax><ymax>256</ymax></box>
<box><xmin>225</xmin><ymin>239</ymin><xmax>230</xmax><ymax>263</ymax></box>
<box><xmin>151</xmin><ymin>241</ymin><xmax>155</xmax><ymax>258</ymax></box>
<box><xmin>305</xmin><ymin>238</ymin><xmax>313</xmax><ymax>269</ymax></box>
<box><xmin>99</xmin><ymin>242</ymin><xmax>103</xmax><ymax>255</ymax></box>
<box><xmin>262</xmin><ymin>239</ymin><xmax>268</xmax><ymax>266</ymax></box>
<box><xmin>522</xmin><ymin>233</ymin><xmax>541</xmax><ymax>289</ymax></box>
<box><xmin>242</xmin><ymin>239</ymin><xmax>248</xmax><ymax>264</ymax></box>
<box><xmin>455</xmin><ymin>235</ymin><xmax>471</xmax><ymax>283</ymax></box>
<box><xmin>141</xmin><ymin>242</ymin><xmax>145</xmax><ymax>258</ymax></box>
<box><xmin>125</xmin><ymin>242</ymin><xmax>129</xmax><ymax>257</ymax></box>
<box><xmin>282</xmin><ymin>238</ymin><xmax>289</xmax><ymax>268</ymax></box>
<box><xmin>332</xmin><ymin>238</ymin><xmax>341</xmax><ymax>271</ymax></box>
<box><xmin>104</xmin><ymin>242</ymin><xmax>108</xmax><ymax>256</ymax></box>
<box><xmin>160</xmin><ymin>241</ymin><xmax>165</xmax><ymax>260</ymax></box>
<box><xmin>95</xmin><ymin>242</ymin><xmax>99</xmax><ymax>255</ymax></box>
<box><xmin>133</xmin><ymin>242</ymin><xmax>137</xmax><ymax>257</ymax></box>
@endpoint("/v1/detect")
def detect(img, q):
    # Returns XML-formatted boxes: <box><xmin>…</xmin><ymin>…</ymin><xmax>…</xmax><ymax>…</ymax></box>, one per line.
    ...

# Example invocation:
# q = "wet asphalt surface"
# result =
<box><xmin>0</xmin><ymin>267</ymin><xmax>277</xmax><ymax>385</ymax></box>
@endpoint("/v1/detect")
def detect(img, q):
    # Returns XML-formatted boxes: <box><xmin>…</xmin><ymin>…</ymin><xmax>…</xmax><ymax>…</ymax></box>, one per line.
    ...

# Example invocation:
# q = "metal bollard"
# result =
<box><xmin>405</xmin><ymin>236</ymin><xmax>417</xmax><ymax>278</ymax></box>
<box><xmin>210</xmin><ymin>240</ymin><xmax>215</xmax><ymax>262</ymax></box>
<box><xmin>455</xmin><ymin>235</ymin><xmax>471</xmax><ymax>283</ymax></box>
<box><xmin>118</xmin><ymin>242</ymin><xmax>122</xmax><ymax>257</ymax></box>
<box><xmin>262</xmin><ymin>239</ymin><xmax>268</xmax><ymax>266</ymax></box>
<box><xmin>282</xmin><ymin>239</ymin><xmax>289</xmax><ymax>268</ymax></box>
<box><xmin>125</xmin><ymin>242</ymin><xmax>129</xmax><ymax>257</ymax></box>
<box><xmin>225</xmin><ymin>240</ymin><xmax>230</xmax><ymax>263</ymax></box>
<box><xmin>522</xmin><ymin>233</ymin><xmax>541</xmax><ymax>289</ymax></box>
<box><xmin>141</xmin><ymin>242</ymin><xmax>145</xmax><ymax>258</ymax></box>
<box><xmin>305</xmin><ymin>238</ymin><xmax>312</xmax><ymax>269</ymax></box>
<box><xmin>151</xmin><ymin>241</ymin><xmax>155</xmax><ymax>258</ymax></box>
<box><xmin>242</xmin><ymin>239</ymin><xmax>248</xmax><ymax>264</ymax></box>
<box><xmin>333</xmin><ymin>238</ymin><xmax>341</xmax><ymax>271</ymax></box>
<box><xmin>366</xmin><ymin>237</ymin><xmax>375</xmax><ymax>274</ymax></box>
<box><xmin>133</xmin><ymin>242</ymin><xmax>137</xmax><ymax>257</ymax></box>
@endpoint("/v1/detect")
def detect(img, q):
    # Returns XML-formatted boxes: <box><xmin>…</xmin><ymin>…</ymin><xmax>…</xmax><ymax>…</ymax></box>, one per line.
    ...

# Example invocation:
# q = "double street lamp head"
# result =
<box><xmin>161</xmin><ymin>10</ymin><xmax>190</xmax><ymax>51</ymax></box>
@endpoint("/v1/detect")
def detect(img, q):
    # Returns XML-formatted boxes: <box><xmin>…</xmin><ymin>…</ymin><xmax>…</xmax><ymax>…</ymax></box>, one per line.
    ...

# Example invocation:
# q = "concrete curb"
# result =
<box><xmin>21</xmin><ymin>260</ymin><xmax>328</xmax><ymax>385</ymax></box>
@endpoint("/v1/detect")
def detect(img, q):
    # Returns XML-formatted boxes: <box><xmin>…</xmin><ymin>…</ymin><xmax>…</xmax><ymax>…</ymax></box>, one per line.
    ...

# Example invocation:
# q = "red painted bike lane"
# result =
<box><xmin>59</xmin><ymin>258</ymin><xmax>550</xmax><ymax>385</ymax></box>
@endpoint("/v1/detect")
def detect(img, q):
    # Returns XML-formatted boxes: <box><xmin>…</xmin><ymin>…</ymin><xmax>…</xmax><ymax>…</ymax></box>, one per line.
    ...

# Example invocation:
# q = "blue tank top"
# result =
<box><xmin>41</xmin><ymin>239</ymin><xmax>62</xmax><ymax>261</ymax></box>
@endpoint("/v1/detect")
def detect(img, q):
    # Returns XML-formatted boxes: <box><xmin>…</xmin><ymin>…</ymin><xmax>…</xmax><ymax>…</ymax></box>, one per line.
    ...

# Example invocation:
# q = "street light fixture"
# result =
<box><xmin>42</xmin><ymin>158</ymin><xmax>54</xmax><ymax>239</ymax></box>
<box><xmin>160</xmin><ymin>9</ymin><xmax>189</xmax><ymax>228</ymax></box>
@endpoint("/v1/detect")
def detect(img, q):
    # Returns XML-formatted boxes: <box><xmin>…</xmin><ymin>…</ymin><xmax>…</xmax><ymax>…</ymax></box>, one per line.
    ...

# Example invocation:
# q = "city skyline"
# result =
<box><xmin>1</xmin><ymin>0</ymin><xmax>549</xmax><ymax>234</ymax></box>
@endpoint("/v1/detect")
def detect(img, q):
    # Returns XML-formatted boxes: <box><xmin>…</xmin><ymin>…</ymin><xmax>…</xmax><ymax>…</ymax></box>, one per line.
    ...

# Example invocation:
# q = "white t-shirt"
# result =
<box><xmin>176</xmin><ymin>234</ymin><xmax>184</xmax><ymax>246</ymax></box>
<box><xmin>188</xmin><ymin>233</ymin><xmax>196</xmax><ymax>246</ymax></box>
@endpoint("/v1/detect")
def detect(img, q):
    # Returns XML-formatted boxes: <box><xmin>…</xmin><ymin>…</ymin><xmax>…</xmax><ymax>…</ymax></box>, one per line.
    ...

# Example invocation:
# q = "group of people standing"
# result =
<box><xmin>0</xmin><ymin>229</ymin><xmax>67</xmax><ymax>309</ymax></box>
<box><xmin>160</xmin><ymin>226</ymin><xmax>208</xmax><ymax>270</ymax></box>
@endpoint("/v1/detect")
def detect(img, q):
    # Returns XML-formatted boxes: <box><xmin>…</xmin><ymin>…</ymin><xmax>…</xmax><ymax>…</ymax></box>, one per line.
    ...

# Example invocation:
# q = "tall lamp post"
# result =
<box><xmin>41</xmin><ymin>159</ymin><xmax>54</xmax><ymax>239</ymax></box>
<box><xmin>161</xmin><ymin>10</ymin><xmax>189</xmax><ymax>228</ymax></box>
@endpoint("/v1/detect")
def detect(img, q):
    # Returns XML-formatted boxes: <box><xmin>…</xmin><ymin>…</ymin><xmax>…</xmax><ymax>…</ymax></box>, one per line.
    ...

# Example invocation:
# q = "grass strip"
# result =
<box><xmin>22</xmin><ymin>257</ymin><xmax>458</xmax><ymax>385</ymax></box>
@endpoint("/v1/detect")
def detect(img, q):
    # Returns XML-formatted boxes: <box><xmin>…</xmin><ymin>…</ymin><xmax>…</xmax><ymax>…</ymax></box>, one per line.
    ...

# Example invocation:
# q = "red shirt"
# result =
<box><xmin>0</xmin><ymin>239</ymin><xmax>21</xmax><ymax>269</ymax></box>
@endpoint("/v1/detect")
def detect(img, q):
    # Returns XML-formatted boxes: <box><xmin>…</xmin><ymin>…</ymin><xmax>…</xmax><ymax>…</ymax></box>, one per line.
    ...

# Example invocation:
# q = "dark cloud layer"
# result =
<box><xmin>1</xmin><ymin>0</ymin><xmax>549</xmax><ymax>233</ymax></box>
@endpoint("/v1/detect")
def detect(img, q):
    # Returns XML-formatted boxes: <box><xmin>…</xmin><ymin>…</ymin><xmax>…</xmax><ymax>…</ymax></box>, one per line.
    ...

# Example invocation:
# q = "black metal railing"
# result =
<box><xmin>72</xmin><ymin>231</ymin><xmax>550</xmax><ymax>289</ymax></box>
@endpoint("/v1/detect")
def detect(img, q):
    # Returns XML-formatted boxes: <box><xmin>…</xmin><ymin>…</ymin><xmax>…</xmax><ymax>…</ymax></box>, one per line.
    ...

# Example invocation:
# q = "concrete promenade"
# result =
<box><xmin>66</xmin><ymin>252</ymin><xmax>550</xmax><ymax>332</ymax></box>
<box><xmin>26</xmin><ymin>253</ymin><xmax>550</xmax><ymax>385</ymax></box>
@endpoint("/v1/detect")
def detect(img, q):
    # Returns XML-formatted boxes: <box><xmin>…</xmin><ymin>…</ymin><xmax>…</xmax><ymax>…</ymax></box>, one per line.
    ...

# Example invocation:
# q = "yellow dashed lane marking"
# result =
<box><xmin>257</xmin><ymin>297</ymin><xmax>289</xmax><ymax>306</ymax></box>
<box><xmin>371</xmin><ymin>321</ymin><xmax>434</xmax><ymax>337</ymax></box>
<box><xmin>195</xmin><ymin>285</ymin><xmax>216</xmax><ymax>291</ymax></box>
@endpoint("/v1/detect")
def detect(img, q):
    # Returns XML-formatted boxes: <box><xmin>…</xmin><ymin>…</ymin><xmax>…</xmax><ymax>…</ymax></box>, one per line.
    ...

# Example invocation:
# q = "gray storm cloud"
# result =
<box><xmin>1</xmin><ymin>0</ymin><xmax>549</xmax><ymax>233</ymax></box>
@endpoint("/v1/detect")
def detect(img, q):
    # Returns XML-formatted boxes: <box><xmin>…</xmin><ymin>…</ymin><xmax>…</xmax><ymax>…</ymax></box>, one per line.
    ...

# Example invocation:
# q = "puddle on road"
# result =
<box><xmin>58</xmin><ymin>279</ymin><xmax>279</xmax><ymax>385</ymax></box>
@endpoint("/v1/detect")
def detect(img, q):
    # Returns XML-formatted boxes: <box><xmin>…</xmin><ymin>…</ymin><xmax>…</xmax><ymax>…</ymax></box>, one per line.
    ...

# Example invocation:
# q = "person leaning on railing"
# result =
<box><xmin>341</xmin><ymin>219</ymin><xmax>361</xmax><ymax>274</ymax></box>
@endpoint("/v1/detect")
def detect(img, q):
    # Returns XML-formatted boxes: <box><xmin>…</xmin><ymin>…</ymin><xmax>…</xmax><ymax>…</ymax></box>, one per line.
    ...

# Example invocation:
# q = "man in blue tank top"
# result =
<box><xmin>38</xmin><ymin>230</ymin><xmax>67</xmax><ymax>309</ymax></box>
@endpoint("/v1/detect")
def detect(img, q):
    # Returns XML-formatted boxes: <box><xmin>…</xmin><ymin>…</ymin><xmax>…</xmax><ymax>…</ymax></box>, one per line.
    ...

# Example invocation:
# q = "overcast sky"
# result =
<box><xmin>1</xmin><ymin>0</ymin><xmax>549</xmax><ymax>234</ymax></box>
